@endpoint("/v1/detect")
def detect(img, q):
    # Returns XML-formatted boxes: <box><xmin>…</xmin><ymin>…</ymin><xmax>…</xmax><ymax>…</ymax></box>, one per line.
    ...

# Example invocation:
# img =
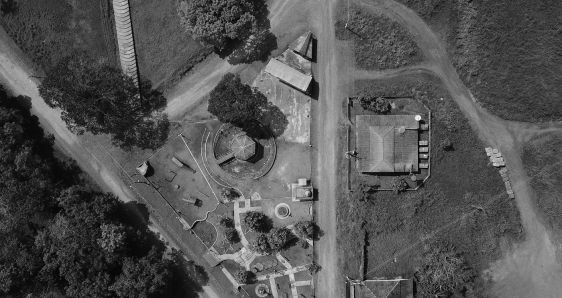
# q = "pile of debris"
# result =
<box><xmin>485</xmin><ymin>147</ymin><xmax>514</xmax><ymax>199</ymax></box>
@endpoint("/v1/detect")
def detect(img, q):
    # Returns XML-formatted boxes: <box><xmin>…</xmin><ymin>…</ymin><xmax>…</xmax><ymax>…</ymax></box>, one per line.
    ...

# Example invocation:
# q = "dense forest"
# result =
<box><xmin>0</xmin><ymin>85</ymin><xmax>206</xmax><ymax>297</ymax></box>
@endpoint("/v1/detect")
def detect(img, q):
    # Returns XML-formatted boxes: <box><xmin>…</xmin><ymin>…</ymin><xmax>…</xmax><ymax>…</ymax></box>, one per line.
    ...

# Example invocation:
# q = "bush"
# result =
<box><xmin>234</xmin><ymin>270</ymin><xmax>255</xmax><ymax>284</ymax></box>
<box><xmin>219</xmin><ymin>217</ymin><xmax>234</xmax><ymax>228</ymax></box>
<box><xmin>224</xmin><ymin>228</ymin><xmax>240</xmax><ymax>244</ymax></box>
<box><xmin>294</xmin><ymin>221</ymin><xmax>318</xmax><ymax>241</ymax></box>
<box><xmin>221</xmin><ymin>188</ymin><xmax>240</xmax><ymax>202</ymax></box>
<box><xmin>243</xmin><ymin>211</ymin><xmax>270</xmax><ymax>233</ymax></box>
<box><xmin>391</xmin><ymin>177</ymin><xmax>408</xmax><ymax>193</ymax></box>
<box><xmin>359</xmin><ymin>96</ymin><xmax>391</xmax><ymax>114</ymax></box>
<box><xmin>251</xmin><ymin>233</ymin><xmax>272</xmax><ymax>255</ymax></box>
<box><xmin>267</xmin><ymin>227</ymin><xmax>295</xmax><ymax>252</ymax></box>
<box><xmin>415</xmin><ymin>242</ymin><xmax>476</xmax><ymax>297</ymax></box>
<box><xmin>307</xmin><ymin>262</ymin><xmax>321</xmax><ymax>275</ymax></box>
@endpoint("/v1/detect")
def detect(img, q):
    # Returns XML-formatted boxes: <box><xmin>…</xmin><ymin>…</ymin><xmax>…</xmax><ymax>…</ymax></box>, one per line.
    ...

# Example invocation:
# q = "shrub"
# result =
<box><xmin>251</xmin><ymin>233</ymin><xmax>272</xmax><ymax>255</ymax></box>
<box><xmin>267</xmin><ymin>227</ymin><xmax>295</xmax><ymax>252</ymax></box>
<box><xmin>391</xmin><ymin>177</ymin><xmax>408</xmax><ymax>193</ymax></box>
<box><xmin>243</xmin><ymin>211</ymin><xmax>270</xmax><ymax>233</ymax></box>
<box><xmin>294</xmin><ymin>221</ymin><xmax>318</xmax><ymax>241</ymax></box>
<box><xmin>359</xmin><ymin>96</ymin><xmax>391</xmax><ymax>114</ymax></box>
<box><xmin>234</xmin><ymin>270</ymin><xmax>254</xmax><ymax>284</ymax></box>
<box><xmin>307</xmin><ymin>262</ymin><xmax>321</xmax><ymax>275</ymax></box>
<box><xmin>415</xmin><ymin>242</ymin><xmax>476</xmax><ymax>297</ymax></box>
<box><xmin>219</xmin><ymin>217</ymin><xmax>234</xmax><ymax>228</ymax></box>
<box><xmin>221</xmin><ymin>188</ymin><xmax>240</xmax><ymax>202</ymax></box>
<box><xmin>224</xmin><ymin>228</ymin><xmax>240</xmax><ymax>244</ymax></box>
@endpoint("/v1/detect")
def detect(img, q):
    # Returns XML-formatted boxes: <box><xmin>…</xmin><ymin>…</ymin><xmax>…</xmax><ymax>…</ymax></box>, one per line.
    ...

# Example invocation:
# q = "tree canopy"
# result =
<box><xmin>208</xmin><ymin>73</ymin><xmax>267</xmax><ymax>126</ymax></box>
<box><xmin>0</xmin><ymin>85</ymin><xmax>206</xmax><ymax>297</ymax></box>
<box><xmin>39</xmin><ymin>52</ymin><xmax>169</xmax><ymax>149</ymax></box>
<box><xmin>243</xmin><ymin>211</ymin><xmax>270</xmax><ymax>233</ymax></box>
<box><xmin>178</xmin><ymin>0</ymin><xmax>267</xmax><ymax>51</ymax></box>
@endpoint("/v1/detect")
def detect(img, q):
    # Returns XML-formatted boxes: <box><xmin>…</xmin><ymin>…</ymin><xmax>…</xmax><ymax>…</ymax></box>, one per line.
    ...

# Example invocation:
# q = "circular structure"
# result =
<box><xmin>209</xmin><ymin>123</ymin><xmax>277</xmax><ymax>181</ymax></box>
<box><xmin>275</xmin><ymin>203</ymin><xmax>291</xmax><ymax>219</ymax></box>
<box><xmin>230</xmin><ymin>133</ymin><xmax>256</xmax><ymax>161</ymax></box>
<box><xmin>255</xmin><ymin>284</ymin><xmax>270</xmax><ymax>297</ymax></box>
<box><xmin>415</xmin><ymin>114</ymin><xmax>422</xmax><ymax>121</ymax></box>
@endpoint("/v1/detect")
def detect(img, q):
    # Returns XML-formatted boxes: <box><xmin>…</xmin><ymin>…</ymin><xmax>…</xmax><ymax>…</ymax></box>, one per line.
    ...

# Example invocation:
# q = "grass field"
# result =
<box><xmin>338</xmin><ymin>74</ymin><xmax>523</xmax><ymax>294</ymax></box>
<box><xmin>335</xmin><ymin>2</ymin><xmax>422</xmax><ymax>70</ymax></box>
<box><xmin>130</xmin><ymin>0</ymin><xmax>212</xmax><ymax>90</ymax></box>
<box><xmin>522</xmin><ymin>133</ymin><xmax>562</xmax><ymax>237</ymax></box>
<box><xmin>396</xmin><ymin>0</ymin><xmax>562</xmax><ymax>122</ymax></box>
<box><xmin>0</xmin><ymin>0</ymin><xmax>118</xmax><ymax>70</ymax></box>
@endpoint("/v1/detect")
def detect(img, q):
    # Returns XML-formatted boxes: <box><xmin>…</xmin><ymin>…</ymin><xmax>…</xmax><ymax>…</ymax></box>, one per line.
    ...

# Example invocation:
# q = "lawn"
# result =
<box><xmin>0</xmin><ymin>0</ymin><xmax>118</xmax><ymax>70</ymax></box>
<box><xmin>129</xmin><ymin>0</ymin><xmax>212</xmax><ymax>90</ymax></box>
<box><xmin>337</xmin><ymin>74</ymin><xmax>523</xmax><ymax>294</ymax></box>
<box><xmin>335</xmin><ymin>2</ymin><xmax>422</xmax><ymax>70</ymax></box>
<box><xmin>396</xmin><ymin>0</ymin><xmax>562</xmax><ymax>122</ymax></box>
<box><xmin>522</xmin><ymin>133</ymin><xmax>562</xmax><ymax>237</ymax></box>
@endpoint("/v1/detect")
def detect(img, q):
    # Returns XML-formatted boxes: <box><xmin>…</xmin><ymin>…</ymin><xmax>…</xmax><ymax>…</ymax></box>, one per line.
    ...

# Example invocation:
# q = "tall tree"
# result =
<box><xmin>208</xmin><ymin>73</ymin><xmax>267</xmax><ymax>126</ymax></box>
<box><xmin>39</xmin><ymin>52</ymin><xmax>169</xmax><ymax>149</ymax></box>
<box><xmin>178</xmin><ymin>0</ymin><xmax>267</xmax><ymax>51</ymax></box>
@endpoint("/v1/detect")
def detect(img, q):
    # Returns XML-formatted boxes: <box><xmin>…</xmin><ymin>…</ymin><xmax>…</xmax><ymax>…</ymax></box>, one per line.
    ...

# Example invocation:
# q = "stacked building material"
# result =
<box><xmin>486</xmin><ymin>148</ymin><xmax>514</xmax><ymax>199</ymax></box>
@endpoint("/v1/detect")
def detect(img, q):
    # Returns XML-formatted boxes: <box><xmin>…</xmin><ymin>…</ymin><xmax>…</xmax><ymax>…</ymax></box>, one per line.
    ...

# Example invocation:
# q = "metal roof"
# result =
<box><xmin>356</xmin><ymin>115</ymin><xmax>419</xmax><ymax>173</ymax></box>
<box><xmin>265</xmin><ymin>59</ymin><xmax>312</xmax><ymax>92</ymax></box>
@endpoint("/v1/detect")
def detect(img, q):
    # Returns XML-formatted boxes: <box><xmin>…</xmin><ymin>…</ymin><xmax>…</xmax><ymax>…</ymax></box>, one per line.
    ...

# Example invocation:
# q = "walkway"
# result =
<box><xmin>112</xmin><ymin>0</ymin><xmax>139</xmax><ymax>86</ymax></box>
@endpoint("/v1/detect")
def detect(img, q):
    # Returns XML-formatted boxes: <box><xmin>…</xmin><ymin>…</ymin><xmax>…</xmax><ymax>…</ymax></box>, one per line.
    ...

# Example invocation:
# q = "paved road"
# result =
<box><xmin>0</xmin><ymin>26</ymin><xmax>225</xmax><ymax>298</ymax></box>
<box><xmin>357</xmin><ymin>0</ymin><xmax>562</xmax><ymax>297</ymax></box>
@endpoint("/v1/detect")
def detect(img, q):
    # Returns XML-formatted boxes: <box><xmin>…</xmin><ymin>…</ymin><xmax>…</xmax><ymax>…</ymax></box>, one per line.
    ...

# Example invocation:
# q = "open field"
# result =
<box><xmin>129</xmin><ymin>0</ymin><xmax>212</xmax><ymax>90</ymax></box>
<box><xmin>0</xmin><ymin>0</ymin><xmax>118</xmax><ymax>70</ymax></box>
<box><xmin>338</xmin><ymin>74</ymin><xmax>523</xmax><ymax>294</ymax></box>
<box><xmin>335</xmin><ymin>2</ymin><xmax>422</xmax><ymax>70</ymax></box>
<box><xmin>396</xmin><ymin>0</ymin><xmax>562</xmax><ymax>122</ymax></box>
<box><xmin>522</xmin><ymin>133</ymin><xmax>562</xmax><ymax>239</ymax></box>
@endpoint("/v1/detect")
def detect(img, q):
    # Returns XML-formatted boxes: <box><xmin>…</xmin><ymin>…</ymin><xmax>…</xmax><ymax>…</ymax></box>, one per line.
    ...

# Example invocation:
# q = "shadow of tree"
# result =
<box><xmin>167</xmin><ymin>250</ymin><xmax>210</xmax><ymax>297</ymax></box>
<box><xmin>0</xmin><ymin>0</ymin><xmax>18</xmax><ymax>15</ymax></box>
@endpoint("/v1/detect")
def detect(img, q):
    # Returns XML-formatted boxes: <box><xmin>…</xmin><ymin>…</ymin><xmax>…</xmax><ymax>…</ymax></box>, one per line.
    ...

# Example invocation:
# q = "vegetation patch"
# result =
<box><xmin>522</xmin><ymin>133</ymin><xmax>562</xmax><ymax>235</ymax></box>
<box><xmin>335</xmin><ymin>3</ymin><xmax>422</xmax><ymax>70</ymax></box>
<box><xmin>0</xmin><ymin>85</ymin><xmax>207</xmax><ymax>297</ymax></box>
<box><xmin>0</xmin><ymin>0</ymin><xmax>117</xmax><ymax>70</ymax></box>
<box><xmin>396</xmin><ymin>0</ymin><xmax>562</xmax><ymax>122</ymax></box>
<box><xmin>337</xmin><ymin>74</ymin><xmax>523</xmax><ymax>295</ymax></box>
<box><xmin>130</xmin><ymin>0</ymin><xmax>212</xmax><ymax>90</ymax></box>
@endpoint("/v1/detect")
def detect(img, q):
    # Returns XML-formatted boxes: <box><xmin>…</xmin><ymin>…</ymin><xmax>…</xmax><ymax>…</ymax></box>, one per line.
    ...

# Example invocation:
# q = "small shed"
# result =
<box><xmin>265</xmin><ymin>58</ymin><xmax>313</xmax><ymax>93</ymax></box>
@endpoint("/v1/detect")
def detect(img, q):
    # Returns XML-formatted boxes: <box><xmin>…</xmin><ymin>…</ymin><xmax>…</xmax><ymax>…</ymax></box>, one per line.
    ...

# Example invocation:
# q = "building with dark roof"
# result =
<box><xmin>355</xmin><ymin>115</ymin><xmax>419</xmax><ymax>173</ymax></box>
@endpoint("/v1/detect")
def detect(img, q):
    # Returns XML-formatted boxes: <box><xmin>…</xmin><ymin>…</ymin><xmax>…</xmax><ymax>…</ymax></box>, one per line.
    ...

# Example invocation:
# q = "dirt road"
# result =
<box><xmin>311</xmin><ymin>0</ymin><xmax>348</xmax><ymax>297</ymax></box>
<box><xmin>0</xmin><ymin>26</ymin><xmax>225</xmax><ymax>298</ymax></box>
<box><xmin>356</xmin><ymin>0</ymin><xmax>562</xmax><ymax>296</ymax></box>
